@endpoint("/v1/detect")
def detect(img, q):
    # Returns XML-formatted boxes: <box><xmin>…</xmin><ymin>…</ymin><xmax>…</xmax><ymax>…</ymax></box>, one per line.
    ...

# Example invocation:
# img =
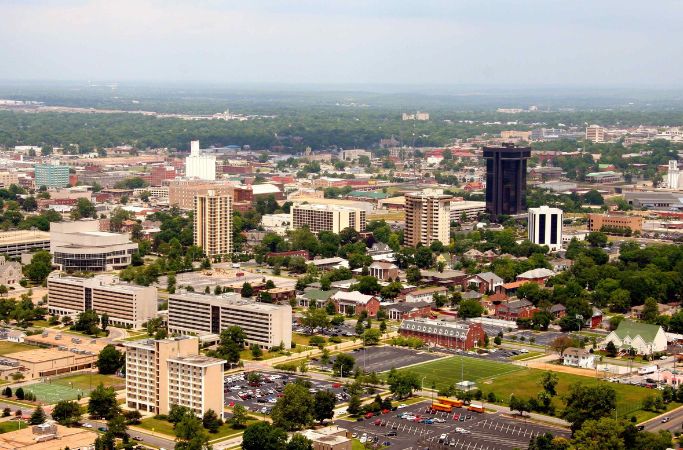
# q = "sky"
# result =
<box><xmin>2</xmin><ymin>0</ymin><xmax>682</xmax><ymax>87</ymax></box>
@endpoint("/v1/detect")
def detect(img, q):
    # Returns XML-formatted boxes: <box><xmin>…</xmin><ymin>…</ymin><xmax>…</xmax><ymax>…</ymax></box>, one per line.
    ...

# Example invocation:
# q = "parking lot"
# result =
<box><xmin>340</xmin><ymin>400</ymin><xmax>569</xmax><ymax>450</ymax></box>
<box><xmin>340</xmin><ymin>346</ymin><xmax>442</xmax><ymax>373</ymax></box>
<box><xmin>512</xmin><ymin>331</ymin><xmax>581</xmax><ymax>347</ymax></box>
<box><xmin>223</xmin><ymin>371</ymin><xmax>357</xmax><ymax>416</ymax></box>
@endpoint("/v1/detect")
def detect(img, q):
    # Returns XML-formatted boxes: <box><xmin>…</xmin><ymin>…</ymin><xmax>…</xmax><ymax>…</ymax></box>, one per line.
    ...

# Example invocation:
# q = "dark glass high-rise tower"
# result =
<box><xmin>484</xmin><ymin>143</ymin><xmax>531</xmax><ymax>221</ymax></box>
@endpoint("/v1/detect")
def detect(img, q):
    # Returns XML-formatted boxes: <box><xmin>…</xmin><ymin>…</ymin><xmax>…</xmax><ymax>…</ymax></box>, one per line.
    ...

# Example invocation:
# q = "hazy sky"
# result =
<box><xmin>2</xmin><ymin>0</ymin><xmax>682</xmax><ymax>87</ymax></box>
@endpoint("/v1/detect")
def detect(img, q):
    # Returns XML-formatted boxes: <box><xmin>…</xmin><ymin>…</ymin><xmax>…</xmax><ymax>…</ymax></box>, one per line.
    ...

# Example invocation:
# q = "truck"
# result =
<box><xmin>431</xmin><ymin>402</ymin><xmax>453</xmax><ymax>413</ymax></box>
<box><xmin>467</xmin><ymin>402</ymin><xmax>485</xmax><ymax>413</ymax></box>
<box><xmin>638</xmin><ymin>365</ymin><xmax>658</xmax><ymax>375</ymax></box>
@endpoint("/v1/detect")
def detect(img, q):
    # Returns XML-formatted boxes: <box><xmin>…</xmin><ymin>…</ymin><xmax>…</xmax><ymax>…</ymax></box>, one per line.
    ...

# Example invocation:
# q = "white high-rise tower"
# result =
<box><xmin>185</xmin><ymin>140</ymin><xmax>216</xmax><ymax>180</ymax></box>
<box><xmin>667</xmin><ymin>160</ymin><xmax>680</xmax><ymax>189</ymax></box>
<box><xmin>528</xmin><ymin>206</ymin><xmax>563</xmax><ymax>252</ymax></box>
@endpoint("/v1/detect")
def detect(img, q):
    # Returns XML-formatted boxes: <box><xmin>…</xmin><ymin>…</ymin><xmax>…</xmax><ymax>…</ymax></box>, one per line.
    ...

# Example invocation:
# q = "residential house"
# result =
<box><xmin>563</xmin><ymin>347</ymin><xmax>596</xmax><ymax>369</ymax></box>
<box><xmin>299</xmin><ymin>289</ymin><xmax>336</xmax><ymax>309</ymax></box>
<box><xmin>516</xmin><ymin>268</ymin><xmax>556</xmax><ymax>285</ymax></box>
<box><xmin>368</xmin><ymin>261</ymin><xmax>399</xmax><ymax>281</ymax></box>
<box><xmin>405</xmin><ymin>286</ymin><xmax>448</xmax><ymax>304</ymax></box>
<box><xmin>600</xmin><ymin>320</ymin><xmax>667</xmax><ymax>355</ymax></box>
<box><xmin>464</xmin><ymin>272</ymin><xmax>504</xmax><ymax>294</ymax></box>
<box><xmin>420</xmin><ymin>269</ymin><xmax>468</xmax><ymax>287</ymax></box>
<box><xmin>494</xmin><ymin>299</ymin><xmax>539</xmax><ymax>321</ymax></box>
<box><xmin>549</xmin><ymin>304</ymin><xmax>567</xmax><ymax>319</ymax></box>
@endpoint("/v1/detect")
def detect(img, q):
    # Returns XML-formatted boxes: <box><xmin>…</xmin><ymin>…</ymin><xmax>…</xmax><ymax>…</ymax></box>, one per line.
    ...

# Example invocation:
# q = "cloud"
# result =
<box><xmin>0</xmin><ymin>0</ymin><xmax>681</xmax><ymax>86</ymax></box>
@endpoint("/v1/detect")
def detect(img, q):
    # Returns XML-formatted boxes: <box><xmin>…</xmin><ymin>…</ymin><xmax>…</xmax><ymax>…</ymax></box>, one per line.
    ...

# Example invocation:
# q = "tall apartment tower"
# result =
<box><xmin>528</xmin><ymin>206</ymin><xmax>563</xmax><ymax>252</ymax></box>
<box><xmin>124</xmin><ymin>336</ymin><xmax>224</xmax><ymax>416</ymax></box>
<box><xmin>404</xmin><ymin>189</ymin><xmax>452</xmax><ymax>247</ymax></box>
<box><xmin>483</xmin><ymin>143</ymin><xmax>531</xmax><ymax>221</ymax></box>
<box><xmin>185</xmin><ymin>140</ymin><xmax>216</xmax><ymax>180</ymax></box>
<box><xmin>667</xmin><ymin>160</ymin><xmax>681</xmax><ymax>189</ymax></box>
<box><xmin>194</xmin><ymin>190</ymin><xmax>233</xmax><ymax>257</ymax></box>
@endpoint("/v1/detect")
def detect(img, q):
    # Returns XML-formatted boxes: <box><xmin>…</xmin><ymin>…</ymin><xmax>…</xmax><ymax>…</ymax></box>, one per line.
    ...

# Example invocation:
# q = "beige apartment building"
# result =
<box><xmin>194</xmin><ymin>190</ymin><xmax>233</xmax><ymax>257</ymax></box>
<box><xmin>0</xmin><ymin>170</ymin><xmax>19</xmax><ymax>189</ymax></box>
<box><xmin>124</xmin><ymin>336</ymin><xmax>224</xmax><ymax>416</ymax></box>
<box><xmin>168</xmin><ymin>292</ymin><xmax>292</xmax><ymax>349</ymax></box>
<box><xmin>47</xmin><ymin>274</ymin><xmax>157</xmax><ymax>328</ymax></box>
<box><xmin>587</xmin><ymin>213</ymin><xmax>643</xmax><ymax>233</ymax></box>
<box><xmin>404</xmin><ymin>189</ymin><xmax>452</xmax><ymax>247</ymax></box>
<box><xmin>586</xmin><ymin>124</ymin><xmax>606</xmax><ymax>143</ymax></box>
<box><xmin>290</xmin><ymin>203</ymin><xmax>366</xmax><ymax>234</ymax></box>
<box><xmin>168</xmin><ymin>180</ymin><xmax>235</xmax><ymax>210</ymax></box>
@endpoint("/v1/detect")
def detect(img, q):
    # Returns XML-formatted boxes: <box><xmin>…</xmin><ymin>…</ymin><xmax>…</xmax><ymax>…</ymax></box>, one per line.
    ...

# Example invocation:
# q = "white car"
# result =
<box><xmin>433</xmin><ymin>418</ymin><xmax>446</xmax><ymax>423</ymax></box>
<box><xmin>82</xmin><ymin>423</ymin><xmax>93</xmax><ymax>428</ymax></box>
<box><xmin>397</xmin><ymin>404</ymin><xmax>407</xmax><ymax>409</ymax></box>
<box><xmin>360</xmin><ymin>434</ymin><xmax>368</xmax><ymax>444</ymax></box>
<box><xmin>439</xmin><ymin>434</ymin><xmax>447</xmax><ymax>442</ymax></box>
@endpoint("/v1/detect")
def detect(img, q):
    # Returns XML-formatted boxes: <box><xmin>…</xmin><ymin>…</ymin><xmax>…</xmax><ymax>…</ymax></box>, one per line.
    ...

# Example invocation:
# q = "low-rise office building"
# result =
<box><xmin>398</xmin><ymin>318</ymin><xmax>485</xmax><ymax>350</ymax></box>
<box><xmin>50</xmin><ymin>220</ymin><xmax>138</xmax><ymax>272</ymax></box>
<box><xmin>587</xmin><ymin>213</ymin><xmax>643</xmax><ymax>233</ymax></box>
<box><xmin>168</xmin><ymin>292</ymin><xmax>292</xmax><ymax>349</ymax></box>
<box><xmin>124</xmin><ymin>336</ymin><xmax>224</xmax><ymax>416</ymax></box>
<box><xmin>449</xmin><ymin>200</ymin><xmax>486</xmax><ymax>223</ymax></box>
<box><xmin>47</xmin><ymin>274</ymin><xmax>157</xmax><ymax>328</ymax></box>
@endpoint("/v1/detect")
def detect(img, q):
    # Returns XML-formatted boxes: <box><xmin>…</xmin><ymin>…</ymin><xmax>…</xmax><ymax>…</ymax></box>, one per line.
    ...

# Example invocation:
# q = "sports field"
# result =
<box><xmin>24</xmin><ymin>373</ymin><xmax>124</xmax><ymax>404</ymax></box>
<box><xmin>393</xmin><ymin>355</ymin><xmax>523</xmax><ymax>386</ymax></box>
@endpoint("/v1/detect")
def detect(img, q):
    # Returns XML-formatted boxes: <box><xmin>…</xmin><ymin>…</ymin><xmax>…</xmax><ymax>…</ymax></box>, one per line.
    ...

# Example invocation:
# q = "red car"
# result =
<box><xmin>365</xmin><ymin>412</ymin><xmax>374</xmax><ymax>419</ymax></box>
<box><xmin>374</xmin><ymin>419</ymin><xmax>382</xmax><ymax>426</ymax></box>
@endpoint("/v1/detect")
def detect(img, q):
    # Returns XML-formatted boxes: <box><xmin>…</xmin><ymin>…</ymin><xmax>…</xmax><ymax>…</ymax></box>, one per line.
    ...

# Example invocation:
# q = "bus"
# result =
<box><xmin>468</xmin><ymin>402</ymin><xmax>485</xmax><ymax>413</ymax></box>
<box><xmin>437</xmin><ymin>397</ymin><xmax>464</xmax><ymax>408</ymax></box>
<box><xmin>431</xmin><ymin>402</ymin><xmax>453</xmax><ymax>413</ymax></box>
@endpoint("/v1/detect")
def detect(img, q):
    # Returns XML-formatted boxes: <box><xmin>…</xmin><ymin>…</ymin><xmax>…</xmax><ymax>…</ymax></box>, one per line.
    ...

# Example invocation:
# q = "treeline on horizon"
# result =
<box><xmin>1</xmin><ymin>107</ymin><xmax>683</xmax><ymax>153</ymax></box>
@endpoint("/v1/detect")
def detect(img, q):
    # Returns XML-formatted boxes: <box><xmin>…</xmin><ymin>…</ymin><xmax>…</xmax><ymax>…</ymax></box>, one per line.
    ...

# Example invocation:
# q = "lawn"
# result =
<box><xmin>394</xmin><ymin>357</ymin><xmax>676</xmax><ymax>422</ymax></box>
<box><xmin>24</xmin><ymin>373</ymin><xmax>124</xmax><ymax>403</ymax></box>
<box><xmin>0</xmin><ymin>420</ymin><xmax>26</xmax><ymax>434</ymax></box>
<box><xmin>53</xmin><ymin>373</ymin><xmax>124</xmax><ymax>391</ymax></box>
<box><xmin>510</xmin><ymin>351</ymin><xmax>544</xmax><ymax>361</ymax></box>
<box><xmin>393</xmin><ymin>355</ymin><xmax>524</xmax><ymax>385</ymax></box>
<box><xmin>0</xmin><ymin>342</ymin><xmax>35</xmax><ymax>356</ymax></box>
<box><xmin>138</xmin><ymin>417</ymin><xmax>258</xmax><ymax>440</ymax></box>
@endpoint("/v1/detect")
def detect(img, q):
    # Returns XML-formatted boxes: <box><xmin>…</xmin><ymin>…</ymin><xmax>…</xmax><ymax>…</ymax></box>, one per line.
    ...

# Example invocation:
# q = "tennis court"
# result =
<box><xmin>23</xmin><ymin>382</ymin><xmax>85</xmax><ymax>404</ymax></box>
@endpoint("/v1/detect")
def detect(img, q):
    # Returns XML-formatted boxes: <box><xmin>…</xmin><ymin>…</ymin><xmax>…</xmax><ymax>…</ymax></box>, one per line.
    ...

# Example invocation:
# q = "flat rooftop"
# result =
<box><xmin>0</xmin><ymin>230</ymin><xmax>51</xmax><ymax>245</ymax></box>
<box><xmin>0</xmin><ymin>423</ymin><xmax>97</xmax><ymax>450</ymax></box>
<box><xmin>170</xmin><ymin>292</ymin><xmax>289</xmax><ymax>312</ymax></box>
<box><xmin>168</xmin><ymin>355</ymin><xmax>225</xmax><ymax>367</ymax></box>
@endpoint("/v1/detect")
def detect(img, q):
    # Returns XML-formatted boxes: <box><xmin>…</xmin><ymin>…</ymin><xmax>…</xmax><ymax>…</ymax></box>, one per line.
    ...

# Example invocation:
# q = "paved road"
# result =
<box><xmin>89</xmin><ymin>418</ymin><xmax>176</xmax><ymax>449</ymax></box>
<box><xmin>642</xmin><ymin>405</ymin><xmax>683</xmax><ymax>434</ymax></box>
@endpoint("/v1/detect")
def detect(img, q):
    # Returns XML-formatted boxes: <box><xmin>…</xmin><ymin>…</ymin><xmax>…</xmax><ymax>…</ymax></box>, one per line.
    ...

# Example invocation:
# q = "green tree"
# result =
<box><xmin>332</xmin><ymin>353</ymin><xmax>355</xmax><ymax>377</ymax></box>
<box><xmin>562</xmin><ymin>383</ymin><xmax>617</xmax><ymax>431</ymax></box>
<box><xmin>509</xmin><ymin>395</ymin><xmax>530</xmax><ymax>416</ymax></box>
<box><xmin>71</xmin><ymin>198</ymin><xmax>97</xmax><ymax>220</ymax></box>
<box><xmin>271</xmin><ymin>383</ymin><xmax>314</xmax><ymax>431</ymax></box>
<box><xmin>406</xmin><ymin>266</ymin><xmax>422</xmax><ymax>284</ymax></box>
<box><xmin>300</xmin><ymin>307</ymin><xmax>330</xmax><ymax>332</ymax></box>
<box><xmin>97</xmin><ymin>345</ymin><xmax>124</xmax><ymax>374</ymax></box>
<box><xmin>22</xmin><ymin>251</ymin><xmax>52</xmax><ymax>284</ymax></box>
<box><xmin>107</xmin><ymin>413</ymin><xmax>128</xmax><ymax>438</ymax></box>
<box><xmin>250</xmin><ymin>344</ymin><xmax>263</xmax><ymax>359</ymax></box>
<box><xmin>458</xmin><ymin>299</ymin><xmax>484</xmax><ymax>318</ymax></box>
<box><xmin>29</xmin><ymin>405</ymin><xmax>46</xmax><ymax>425</ymax></box>
<box><xmin>241</xmin><ymin>282</ymin><xmax>254</xmax><ymax>297</ymax></box>
<box><xmin>605</xmin><ymin>341</ymin><xmax>618</xmax><ymax>357</ymax></box>
<box><xmin>15</xmin><ymin>387</ymin><xmax>24</xmax><ymax>400</ymax></box>
<box><xmin>641</xmin><ymin>297</ymin><xmax>660</xmax><ymax>323</ymax></box>
<box><xmin>213</xmin><ymin>326</ymin><xmax>246</xmax><ymax>364</ymax></box>
<box><xmin>313</xmin><ymin>390</ymin><xmax>336</xmax><ymax>424</ymax></box>
<box><xmin>287</xmin><ymin>434</ymin><xmax>314</xmax><ymax>450</ymax></box>
<box><xmin>362</xmin><ymin>328</ymin><xmax>381</xmax><ymax>345</ymax></box>
<box><xmin>230</xmin><ymin>404</ymin><xmax>249</xmax><ymax>428</ymax></box>
<box><xmin>242</xmin><ymin>422</ymin><xmax>287</xmax><ymax>450</ymax></box>
<box><xmin>202</xmin><ymin>409</ymin><xmax>222</xmax><ymax>433</ymax></box>
<box><xmin>540</xmin><ymin>372</ymin><xmax>558</xmax><ymax>397</ymax></box>
<box><xmin>52</xmin><ymin>400</ymin><xmax>83</xmax><ymax>426</ymax></box>
<box><xmin>88</xmin><ymin>384</ymin><xmax>120</xmax><ymax>420</ymax></box>
<box><xmin>175</xmin><ymin>414</ymin><xmax>210</xmax><ymax>450</ymax></box>
<box><xmin>387</xmin><ymin>368</ymin><xmax>420</xmax><ymax>399</ymax></box>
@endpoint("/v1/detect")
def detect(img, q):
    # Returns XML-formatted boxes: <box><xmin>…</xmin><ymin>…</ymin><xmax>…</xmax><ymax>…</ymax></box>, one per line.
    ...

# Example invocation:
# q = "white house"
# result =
<box><xmin>600</xmin><ymin>320</ymin><xmax>667</xmax><ymax>355</ymax></box>
<box><xmin>562</xmin><ymin>347</ymin><xmax>596</xmax><ymax>369</ymax></box>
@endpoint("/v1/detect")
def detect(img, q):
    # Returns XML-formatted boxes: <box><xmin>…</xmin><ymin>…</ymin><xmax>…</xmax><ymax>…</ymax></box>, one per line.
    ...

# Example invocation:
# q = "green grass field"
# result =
<box><xmin>0</xmin><ymin>420</ymin><xmax>25</xmax><ymax>434</ymax></box>
<box><xmin>398</xmin><ymin>357</ymin><xmax>678</xmax><ymax>422</ymax></box>
<box><xmin>393</xmin><ymin>355</ymin><xmax>524</xmax><ymax>384</ymax></box>
<box><xmin>0</xmin><ymin>342</ymin><xmax>35</xmax><ymax>356</ymax></box>
<box><xmin>138</xmin><ymin>417</ymin><xmax>258</xmax><ymax>440</ymax></box>
<box><xmin>24</xmin><ymin>373</ymin><xmax>124</xmax><ymax>404</ymax></box>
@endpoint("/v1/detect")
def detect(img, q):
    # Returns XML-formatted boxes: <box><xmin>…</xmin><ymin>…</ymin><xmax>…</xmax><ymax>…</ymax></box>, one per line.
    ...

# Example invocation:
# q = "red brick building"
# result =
<box><xmin>330</xmin><ymin>291</ymin><xmax>380</xmax><ymax>317</ymax></box>
<box><xmin>494</xmin><ymin>299</ymin><xmax>539</xmax><ymax>321</ymax></box>
<box><xmin>266</xmin><ymin>250</ymin><xmax>310</xmax><ymax>261</ymax></box>
<box><xmin>398</xmin><ymin>319</ymin><xmax>486</xmax><ymax>350</ymax></box>
<box><xmin>384</xmin><ymin>302</ymin><xmax>432</xmax><ymax>321</ymax></box>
